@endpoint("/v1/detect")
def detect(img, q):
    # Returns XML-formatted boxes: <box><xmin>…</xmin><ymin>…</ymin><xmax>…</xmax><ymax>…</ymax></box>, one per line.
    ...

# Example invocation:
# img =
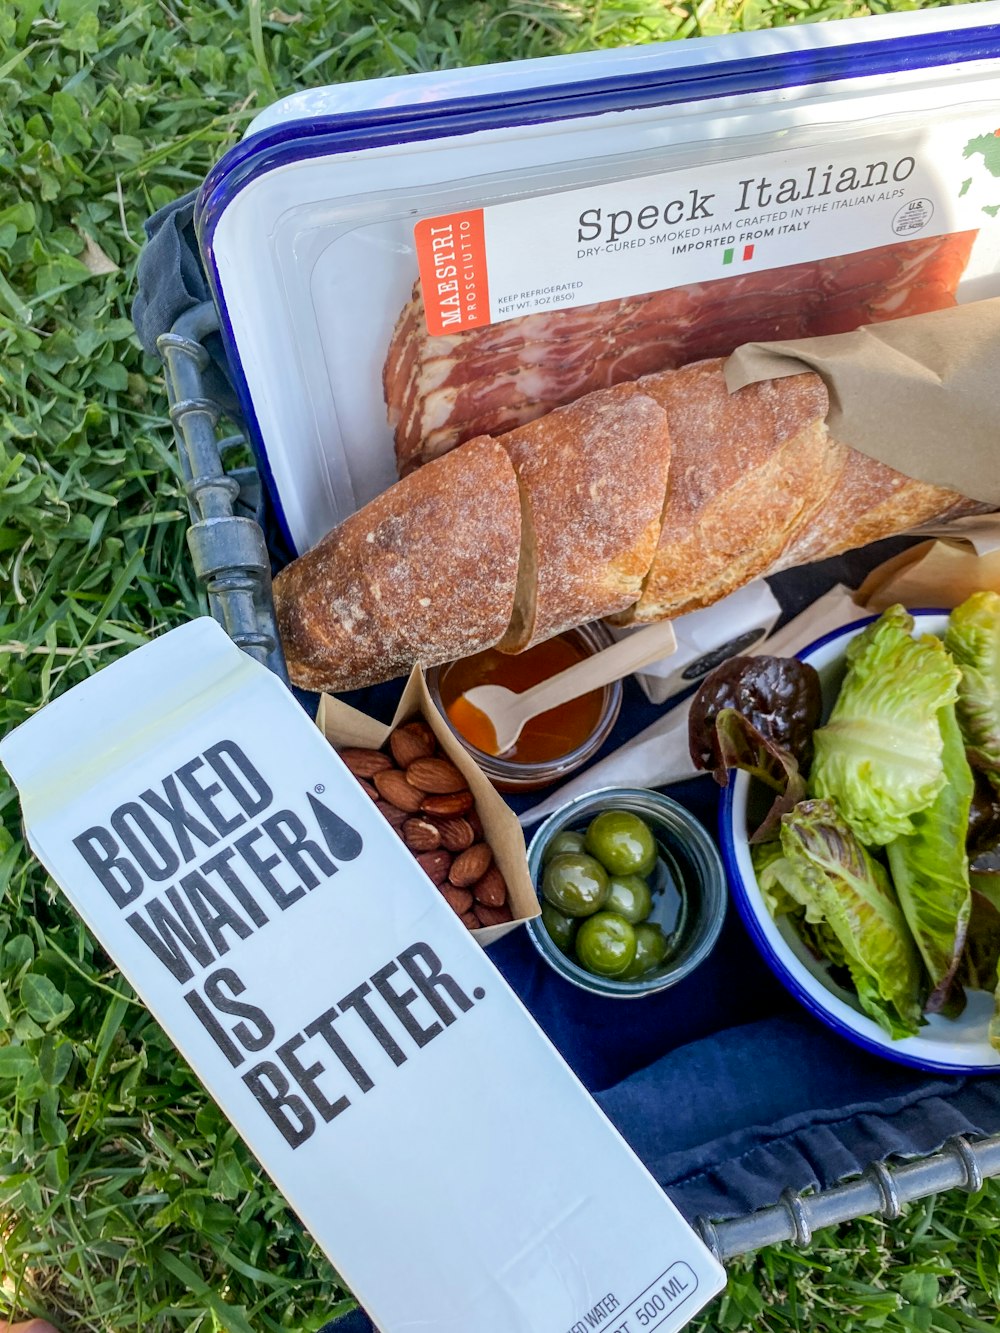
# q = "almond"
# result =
<box><xmin>474</xmin><ymin>902</ymin><xmax>513</xmax><ymax>927</ymax></box>
<box><xmin>339</xmin><ymin>747</ymin><xmax>394</xmax><ymax>780</ymax></box>
<box><xmin>374</xmin><ymin>767</ymin><xmax>424</xmax><ymax>813</ymax></box>
<box><xmin>472</xmin><ymin>864</ymin><xmax>507</xmax><ymax>908</ymax></box>
<box><xmin>460</xmin><ymin>910</ymin><xmax>480</xmax><ymax>931</ymax></box>
<box><xmin>467</xmin><ymin>809</ymin><xmax>485</xmax><ymax>840</ymax></box>
<box><xmin>433</xmin><ymin>817</ymin><xmax>475</xmax><ymax>853</ymax></box>
<box><xmin>375</xmin><ymin>799</ymin><xmax>408</xmax><ymax>829</ymax></box>
<box><xmin>357</xmin><ymin>777</ymin><xmax>379</xmax><ymax>802</ymax></box>
<box><xmin>402</xmin><ymin>818</ymin><xmax>441</xmax><ymax>853</ymax></box>
<box><xmin>405</xmin><ymin>756</ymin><xmax>468</xmax><ymax>794</ymax></box>
<box><xmin>415</xmin><ymin>850</ymin><xmax>452</xmax><ymax>885</ymax></box>
<box><xmin>422</xmin><ymin>790</ymin><xmax>474</xmax><ymax>817</ymax></box>
<box><xmin>390</xmin><ymin>722</ymin><xmax>436</xmax><ymax>768</ymax></box>
<box><xmin>449</xmin><ymin>842</ymin><xmax>492</xmax><ymax>888</ymax></box>
<box><xmin>440</xmin><ymin>885</ymin><xmax>474</xmax><ymax>916</ymax></box>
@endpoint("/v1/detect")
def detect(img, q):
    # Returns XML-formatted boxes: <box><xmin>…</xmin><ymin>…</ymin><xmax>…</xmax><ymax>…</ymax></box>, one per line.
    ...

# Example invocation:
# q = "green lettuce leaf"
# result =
<box><xmin>753</xmin><ymin>840</ymin><xmax>848</xmax><ymax>968</ymax></box>
<box><xmin>752</xmin><ymin>841</ymin><xmax>801</xmax><ymax>918</ymax></box>
<box><xmin>796</xmin><ymin>913</ymin><xmax>850</xmax><ymax>972</ymax></box>
<box><xmin>886</xmin><ymin>700</ymin><xmax>973</xmax><ymax>1013</ymax></box>
<box><xmin>780</xmin><ymin>798</ymin><xmax>925</xmax><ymax>1039</ymax></box>
<box><xmin>808</xmin><ymin>605</ymin><xmax>961</xmax><ymax>846</ymax></box>
<box><xmin>944</xmin><ymin>590</ymin><xmax>1000</xmax><ymax>790</ymax></box>
<box><xmin>958</xmin><ymin>872</ymin><xmax>1000</xmax><ymax>1052</ymax></box>
<box><xmin>959</xmin><ymin>872</ymin><xmax>1000</xmax><ymax>991</ymax></box>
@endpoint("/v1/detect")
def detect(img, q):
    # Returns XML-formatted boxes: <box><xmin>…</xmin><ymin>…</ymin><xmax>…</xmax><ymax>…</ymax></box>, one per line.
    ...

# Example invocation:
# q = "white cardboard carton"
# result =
<box><xmin>0</xmin><ymin>619</ymin><xmax>725</xmax><ymax>1333</ymax></box>
<box><xmin>610</xmin><ymin>583</ymin><xmax>782</xmax><ymax>705</ymax></box>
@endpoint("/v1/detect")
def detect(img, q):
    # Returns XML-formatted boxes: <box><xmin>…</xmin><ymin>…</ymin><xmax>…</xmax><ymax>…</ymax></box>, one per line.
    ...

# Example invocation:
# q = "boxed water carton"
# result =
<box><xmin>0</xmin><ymin>618</ymin><xmax>725</xmax><ymax>1333</ymax></box>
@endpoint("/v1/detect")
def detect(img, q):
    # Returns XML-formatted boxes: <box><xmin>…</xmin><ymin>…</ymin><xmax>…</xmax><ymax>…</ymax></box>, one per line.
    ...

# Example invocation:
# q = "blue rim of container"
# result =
<box><xmin>719</xmin><ymin>607</ymin><xmax>1000</xmax><ymax>1076</ymax></box>
<box><xmin>194</xmin><ymin>23</ymin><xmax>1000</xmax><ymax>557</ymax></box>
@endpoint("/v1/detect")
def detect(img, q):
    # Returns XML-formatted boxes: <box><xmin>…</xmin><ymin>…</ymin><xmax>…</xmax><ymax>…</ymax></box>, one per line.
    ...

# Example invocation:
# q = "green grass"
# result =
<box><xmin>0</xmin><ymin>0</ymin><xmax>996</xmax><ymax>1329</ymax></box>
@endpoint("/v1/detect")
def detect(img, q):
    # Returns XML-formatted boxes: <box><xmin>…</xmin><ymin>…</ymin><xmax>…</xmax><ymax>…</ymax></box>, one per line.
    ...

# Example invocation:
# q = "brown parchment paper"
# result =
<box><xmin>724</xmin><ymin>298</ymin><xmax>1000</xmax><ymax>504</ymax></box>
<box><xmin>316</xmin><ymin>665</ymin><xmax>539</xmax><ymax>946</ymax></box>
<box><xmin>856</xmin><ymin>523</ymin><xmax>1000</xmax><ymax>612</ymax></box>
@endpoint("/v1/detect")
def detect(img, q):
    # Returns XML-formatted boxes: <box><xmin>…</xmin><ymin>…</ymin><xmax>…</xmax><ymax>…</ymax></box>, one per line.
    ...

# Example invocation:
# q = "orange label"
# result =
<box><xmin>414</xmin><ymin>210</ymin><xmax>491</xmax><ymax>336</ymax></box>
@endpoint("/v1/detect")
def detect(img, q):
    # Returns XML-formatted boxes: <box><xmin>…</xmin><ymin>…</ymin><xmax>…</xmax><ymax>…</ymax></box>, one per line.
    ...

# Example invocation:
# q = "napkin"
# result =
<box><xmin>857</xmin><ymin>514</ymin><xmax>1000</xmax><ymax>611</ymax></box>
<box><xmin>608</xmin><ymin>580</ymin><xmax>781</xmax><ymax>704</ymax></box>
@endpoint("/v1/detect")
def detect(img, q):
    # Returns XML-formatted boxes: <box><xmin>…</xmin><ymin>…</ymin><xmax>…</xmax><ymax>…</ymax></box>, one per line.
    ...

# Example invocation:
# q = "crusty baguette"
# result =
<box><xmin>613</xmin><ymin>362</ymin><xmax>833</xmax><ymax>623</ymax></box>
<box><xmin>769</xmin><ymin>442</ymin><xmax>979</xmax><ymax>574</ymax></box>
<box><xmin>498</xmin><ymin>385</ymin><xmax>671</xmax><ymax>651</ymax></box>
<box><xmin>273</xmin><ymin>437</ymin><xmax>521</xmax><ymax>692</ymax></box>
<box><xmin>274</xmin><ymin>360</ymin><xmax>977</xmax><ymax>694</ymax></box>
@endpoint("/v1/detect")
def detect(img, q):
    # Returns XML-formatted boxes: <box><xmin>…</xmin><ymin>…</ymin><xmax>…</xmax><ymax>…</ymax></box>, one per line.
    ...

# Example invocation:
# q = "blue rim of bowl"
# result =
<box><xmin>783</xmin><ymin>607</ymin><xmax>953</xmax><ymax>664</ymax></box>
<box><xmin>526</xmin><ymin>786</ymin><xmax>727</xmax><ymax>998</ymax></box>
<box><xmin>719</xmin><ymin>607</ymin><xmax>1000</xmax><ymax>1076</ymax></box>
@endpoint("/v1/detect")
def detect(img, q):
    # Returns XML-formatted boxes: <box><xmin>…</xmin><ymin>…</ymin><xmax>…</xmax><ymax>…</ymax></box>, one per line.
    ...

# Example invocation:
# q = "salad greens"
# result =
<box><xmin>754</xmin><ymin>841</ymin><xmax>850</xmax><ymax>970</ymax></box>
<box><xmin>809</xmin><ymin>606</ymin><xmax>961</xmax><ymax>847</ymax></box>
<box><xmin>754</xmin><ymin>841</ymin><xmax>801</xmax><ymax>920</ymax></box>
<box><xmin>692</xmin><ymin>594</ymin><xmax>1000</xmax><ymax>1048</ymax></box>
<box><xmin>944</xmin><ymin>590</ymin><xmax>1000</xmax><ymax>790</ymax></box>
<box><xmin>757</xmin><ymin>799</ymin><xmax>924</xmax><ymax>1039</ymax></box>
<box><xmin>957</xmin><ymin>873</ymin><xmax>1000</xmax><ymax>1052</ymax></box>
<box><xmin>885</xmin><ymin>700</ymin><xmax>972</xmax><ymax>1014</ymax></box>
<box><xmin>960</xmin><ymin>872</ymin><xmax>1000</xmax><ymax>995</ymax></box>
<box><xmin>711</xmin><ymin>708</ymin><xmax>807</xmax><ymax>844</ymax></box>
<box><xmin>686</xmin><ymin>654</ymin><xmax>819</xmax><ymax>839</ymax></box>
<box><xmin>688</xmin><ymin>654</ymin><xmax>822</xmax><ymax>780</ymax></box>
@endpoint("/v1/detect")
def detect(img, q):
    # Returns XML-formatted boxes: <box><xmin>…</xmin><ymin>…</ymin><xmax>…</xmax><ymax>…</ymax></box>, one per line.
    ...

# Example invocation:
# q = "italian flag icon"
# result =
<box><xmin>722</xmin><ymin>244</ymin><xmax>755</xmax><ymax>265</ymax></box>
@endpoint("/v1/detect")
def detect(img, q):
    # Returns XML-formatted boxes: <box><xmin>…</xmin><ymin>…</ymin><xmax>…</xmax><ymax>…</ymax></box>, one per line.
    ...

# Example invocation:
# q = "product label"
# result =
<box><xmin>69</xmin><ymin>733</ymin><xmax>480</xmax><ymax>1146</ymax></box>
<box><xmin>414</xmin><ymin>209</ymin><xmax>491</xmax><ymax>335</ymax></box>
<box><xmin>415</xmin><ymin>115</ymin><xmax>1000</xmax><ymax>334</ymax></box>
<box><xmin>0</xmin><ymin>619</ymin><xmax>726</xmax><ymax>1333</ymax></box>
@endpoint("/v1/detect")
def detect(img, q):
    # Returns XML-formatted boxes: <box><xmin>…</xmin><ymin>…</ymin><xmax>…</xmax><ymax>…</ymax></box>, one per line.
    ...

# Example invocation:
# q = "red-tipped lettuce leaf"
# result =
<box><xmin>779</xmin><ymin>798</ymin><xmax>925</xmax><ymax>1040</ymax></box>
<box><xmin>688</xmin><ymin>654</ymin><xmax>822</xmax><ymax>781</ymax></box>
<box><xmin>713</xmin><ymin>708</ymin><xmax>807</xmax><ymax>843</ymax></box>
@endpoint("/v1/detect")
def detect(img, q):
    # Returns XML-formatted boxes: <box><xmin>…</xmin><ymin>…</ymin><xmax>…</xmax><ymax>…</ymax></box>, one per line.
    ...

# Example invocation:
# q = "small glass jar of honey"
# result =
<box><xmin>426</xmin><ymin>623</ymin><xmax>622</xmax><ymax>792</ymax></box>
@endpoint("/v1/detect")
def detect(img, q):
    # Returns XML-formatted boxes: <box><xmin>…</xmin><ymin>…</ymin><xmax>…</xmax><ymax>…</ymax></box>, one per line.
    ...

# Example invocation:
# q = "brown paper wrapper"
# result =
<box><xmin>315</xmin><ymin>666</ymin><xmax>539</xmax><ymax>945</ymax></box>
<box><xmin>856</xmin><ymin>514</ymin><xmax>1000</xmax><ymax>612</ymax></box>
<box><xmin>724</xmin><ymin>298</ymin><xmax>1000</xmax><ymax>505</ymax></box>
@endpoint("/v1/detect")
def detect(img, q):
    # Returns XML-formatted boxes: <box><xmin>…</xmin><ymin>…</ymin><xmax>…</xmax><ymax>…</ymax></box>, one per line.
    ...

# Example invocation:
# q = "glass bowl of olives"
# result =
<box><xmin>526</xmin><ymin>788</ymin><xmax>727</xmax><ymax>997</ymax></box>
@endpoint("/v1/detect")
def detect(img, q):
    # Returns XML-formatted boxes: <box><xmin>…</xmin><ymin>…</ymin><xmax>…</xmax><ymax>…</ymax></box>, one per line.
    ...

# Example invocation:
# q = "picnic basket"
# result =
<box><xmin>158</xmin><ymin>297</ymin><xmax>1000</xmax><ymax>1265</ymax></box>
<box><xmin>136</xmin><ymin>12</ymin><xmax>1000</xmax><ymax>1320</ymax></box>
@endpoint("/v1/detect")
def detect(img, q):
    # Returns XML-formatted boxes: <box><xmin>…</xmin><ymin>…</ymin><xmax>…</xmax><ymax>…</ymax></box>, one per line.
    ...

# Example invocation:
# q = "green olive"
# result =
<box><xmin>605</xmin><ymin>874</ymin><xmax>653</xmax><ymax>925</ymax></box>
<box><xmin>585</xmin><ymin>810</ymin><xmax>658</xmax><ymax>877</ymax></box>
<box><xmin>542</xmin><ymin>829</ymin><xmax>587</xmax><ymax>864</ymax></box>
<box><xmin>541</xmin><ymin>852</ymin><xmax>610</xmax><ymax>917</ymax></box>
<box><xmin>541</xmin><ymin>902</ymin><xmax>578</xmax><ymax>954</ymax></box>
<box><xmin>575</xmin><ymin>912</ymin><xmax>637</xmax><ymax>977</ymax></box>
<box><xmin>620</xmin><ymin>923</ymin><xmax>670</xmax><ymax>980</ymax></box>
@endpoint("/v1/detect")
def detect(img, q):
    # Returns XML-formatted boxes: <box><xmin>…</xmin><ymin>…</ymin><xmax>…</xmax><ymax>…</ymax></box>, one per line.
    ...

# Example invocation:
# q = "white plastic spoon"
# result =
<box><xmin>456</xmin><ymin>619</ymin><xmax>678</xmax><ymax>756</ymax></box>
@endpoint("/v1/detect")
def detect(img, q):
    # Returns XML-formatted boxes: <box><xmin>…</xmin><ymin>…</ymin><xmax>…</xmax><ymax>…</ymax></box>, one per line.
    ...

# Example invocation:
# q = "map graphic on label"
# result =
<box><xmin>414</xmin><ymin>116</ymin><xmax>1000</xmax><ymax>335</ymax></box>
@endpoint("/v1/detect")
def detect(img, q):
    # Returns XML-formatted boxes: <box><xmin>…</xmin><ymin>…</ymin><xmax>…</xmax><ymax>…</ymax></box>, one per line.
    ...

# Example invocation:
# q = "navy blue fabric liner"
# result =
<box><xmin>133</xmin><ymin>190</ymin><xmax>246</xmax><ymax>427</ymax></box>
<box><xmin>134</xmin><ymin>195</ymin><xmax>1000</xmax><ymax>1333</ymax></box>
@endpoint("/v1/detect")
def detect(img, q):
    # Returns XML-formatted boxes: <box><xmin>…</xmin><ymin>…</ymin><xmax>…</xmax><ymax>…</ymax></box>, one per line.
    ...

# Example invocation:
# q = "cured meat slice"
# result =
<box><xmin>384</xmin><ymin>232</ymin><xmax>977</xmax><ymax>472</ymax></box>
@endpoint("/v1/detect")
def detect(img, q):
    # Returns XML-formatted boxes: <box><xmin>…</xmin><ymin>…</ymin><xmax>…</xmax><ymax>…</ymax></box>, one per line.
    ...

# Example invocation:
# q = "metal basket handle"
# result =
<box><xmin>157</xmin><ymin>302</ymin><xmax>289</xmax><ymax>685</ymax></box>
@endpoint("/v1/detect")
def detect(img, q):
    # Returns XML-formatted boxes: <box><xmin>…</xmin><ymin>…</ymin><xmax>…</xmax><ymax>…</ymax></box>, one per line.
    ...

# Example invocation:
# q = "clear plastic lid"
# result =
<box><xmin>198</xmin><ymin>5</ymin><xmax>1000</xmax><ymax>555</ymax></box>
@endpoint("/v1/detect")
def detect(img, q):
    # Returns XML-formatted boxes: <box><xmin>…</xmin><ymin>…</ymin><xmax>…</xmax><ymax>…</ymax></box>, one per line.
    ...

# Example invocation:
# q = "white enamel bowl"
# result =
<box><xmin>719</xmin><ymin>610</ymin><xmax>1000</xmax><ymax>1074</ymax></box>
